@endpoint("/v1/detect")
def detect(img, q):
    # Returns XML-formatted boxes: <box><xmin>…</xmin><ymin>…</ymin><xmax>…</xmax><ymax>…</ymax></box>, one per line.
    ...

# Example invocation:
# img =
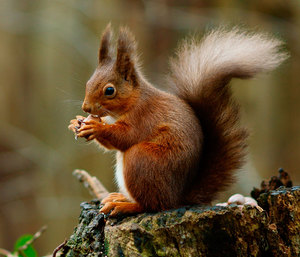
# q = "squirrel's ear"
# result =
<box><xmin>98</xmin><ymin>23</ymin><xmax>113</xmax><ymax>64</ymax></box>
<box><xmin>115</xmin><ymin>27</ymin><xmax>138</xmax><ymax>84</ymax></box>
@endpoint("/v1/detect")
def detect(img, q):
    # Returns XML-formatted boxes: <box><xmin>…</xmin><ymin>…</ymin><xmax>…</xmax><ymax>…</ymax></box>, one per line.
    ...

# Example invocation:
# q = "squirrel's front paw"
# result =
<box><xmin>68</xmin><ymin>115</ymin><xmax>86</xmax><ymax>140</ymax></box>
<box><xmin>77</xmin><ymin>119</ymin><xmax>102</xmax><ymax>141</ymax></box>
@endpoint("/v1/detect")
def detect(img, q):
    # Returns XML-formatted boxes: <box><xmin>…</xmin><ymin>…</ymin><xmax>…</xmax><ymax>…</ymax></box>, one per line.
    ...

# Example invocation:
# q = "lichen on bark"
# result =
<box><xmin>61</xmin><ymin>186</ymin><xmax>299</xmax><ymax>257</ymax></box>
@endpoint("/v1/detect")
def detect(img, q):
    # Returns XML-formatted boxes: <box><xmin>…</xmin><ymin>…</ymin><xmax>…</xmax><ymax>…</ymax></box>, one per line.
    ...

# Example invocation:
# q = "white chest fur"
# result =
<box><xmin>115</xmin><ymin>151</ymin><xmax>132</xmax><ymax>200</ymax></box>
<box><xmin>102</xmin><ymin>115</ymin><xmax>117</xmax><ymax>125</ymax></box>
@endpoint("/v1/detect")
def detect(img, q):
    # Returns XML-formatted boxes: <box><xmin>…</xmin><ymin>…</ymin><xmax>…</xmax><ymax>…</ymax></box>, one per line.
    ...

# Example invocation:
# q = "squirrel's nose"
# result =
<box><xmin>82</xmin><ymin>102</ymin><xmax>92</xmax><ymax>113</ymax></box>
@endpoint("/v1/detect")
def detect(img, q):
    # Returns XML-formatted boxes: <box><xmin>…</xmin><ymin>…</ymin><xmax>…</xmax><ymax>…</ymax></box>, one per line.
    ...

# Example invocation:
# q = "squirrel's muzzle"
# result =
<box><xmin>82</xmin><ymin>101</ymin><xmax>92</xmax><ymax>114</ymax></box>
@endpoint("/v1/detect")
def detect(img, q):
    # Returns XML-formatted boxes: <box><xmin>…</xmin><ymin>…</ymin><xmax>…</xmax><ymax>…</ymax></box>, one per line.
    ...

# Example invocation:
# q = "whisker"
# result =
<box><xmin>56</xmin><ymin>87</ymin><xmax>74</xmax><ymax>97</ymax></box>
<box><xmin>99</xmin><ymin>106</ymin><xmax>117</xmax><ymax>118</ymax></box>
<box><xmin>100</xmin><ymin>106</ymin><xmax>118</xmax><ymax>119</ymax></box>
<box><xmin>63</xmin><ymin>99</ymin><xmax>83</xmax><ymax>104</ymax></box>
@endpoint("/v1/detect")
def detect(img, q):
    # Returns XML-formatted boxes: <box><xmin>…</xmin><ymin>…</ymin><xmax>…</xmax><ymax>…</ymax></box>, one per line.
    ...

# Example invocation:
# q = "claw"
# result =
<box><xmin>100</xmin><ymin>202</ymin><xmax>116</xmax><ymax>214</ymax></box>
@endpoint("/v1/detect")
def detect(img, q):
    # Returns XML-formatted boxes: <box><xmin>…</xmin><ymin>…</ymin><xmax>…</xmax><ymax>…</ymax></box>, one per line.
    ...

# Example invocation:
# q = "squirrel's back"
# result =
<box><xmin>167</xmin><ymin>28</ymin><xmax>288</xmax><ymax>204</ymax></box>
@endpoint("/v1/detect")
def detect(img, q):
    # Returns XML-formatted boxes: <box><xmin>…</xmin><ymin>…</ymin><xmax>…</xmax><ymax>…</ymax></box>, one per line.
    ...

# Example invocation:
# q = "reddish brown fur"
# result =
<box><xmin>69</xmin><ymin>25</ymin><xmax>287</xmax><ymax>216</ymax></box>
<box><xmin>98</xmin><ymin>23</ymin><xmax>113</xmax><ymax>64</ymax></box>
<box><xmin>100</xmin><ymin>202</ymin><xmax>143</xmax><ymax>216</ymax></box>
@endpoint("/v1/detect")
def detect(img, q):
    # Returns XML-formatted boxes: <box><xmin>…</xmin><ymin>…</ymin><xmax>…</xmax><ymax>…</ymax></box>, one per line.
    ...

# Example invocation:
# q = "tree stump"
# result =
<box><xmin>61</xmin><ymin>186</ymin><xmax>299</xmax><ymax>257</ymax></box>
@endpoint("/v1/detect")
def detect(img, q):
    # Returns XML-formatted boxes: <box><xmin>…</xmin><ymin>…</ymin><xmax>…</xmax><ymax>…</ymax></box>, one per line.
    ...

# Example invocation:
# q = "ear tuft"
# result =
<box><xmin>98</xmin><ymin>23</ymin><xmax>113</xmax><ymax>64</ymax></box>
<box><xmin>115</xmin><ymin>27</ymin><xmax>138</xmax><ymax>84</ymax></box>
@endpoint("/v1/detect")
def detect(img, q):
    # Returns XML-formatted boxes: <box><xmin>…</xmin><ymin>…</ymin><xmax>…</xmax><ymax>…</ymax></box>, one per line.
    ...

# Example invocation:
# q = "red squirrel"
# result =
<box><xmin>69</xmin><ymin>24</ymin><xmax>287</xmax><ymax>216</ymax></box>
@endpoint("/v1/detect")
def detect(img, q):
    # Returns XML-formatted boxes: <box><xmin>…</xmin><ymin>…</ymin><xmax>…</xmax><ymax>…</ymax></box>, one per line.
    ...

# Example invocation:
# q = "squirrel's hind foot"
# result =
<box><xmin>100</xmin><ymin>201</ymin><xmax>143</xmax><ymax>217</ymax></box>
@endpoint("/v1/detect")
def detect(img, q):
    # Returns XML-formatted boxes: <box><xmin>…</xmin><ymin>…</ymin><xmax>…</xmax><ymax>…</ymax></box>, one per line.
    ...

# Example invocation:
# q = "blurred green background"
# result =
<box><xmin>0</xmin><ymin>0</ymin><xmax>299</xmax><ymax>255</ymax></box>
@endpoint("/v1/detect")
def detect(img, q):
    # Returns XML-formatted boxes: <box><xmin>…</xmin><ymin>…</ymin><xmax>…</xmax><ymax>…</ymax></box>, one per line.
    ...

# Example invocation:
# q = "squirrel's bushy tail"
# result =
<box><xmin>168</xmin><ymin>28</ymin><xmax>288</xmax><ymax>204</ymax></box>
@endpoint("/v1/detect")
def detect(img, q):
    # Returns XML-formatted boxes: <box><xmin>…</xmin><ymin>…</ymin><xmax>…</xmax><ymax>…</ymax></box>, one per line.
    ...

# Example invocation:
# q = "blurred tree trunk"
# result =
<box><xmin>0</xmin><ymin>0</ymin><xmax>39</xmax><ymax>249</ymax></box>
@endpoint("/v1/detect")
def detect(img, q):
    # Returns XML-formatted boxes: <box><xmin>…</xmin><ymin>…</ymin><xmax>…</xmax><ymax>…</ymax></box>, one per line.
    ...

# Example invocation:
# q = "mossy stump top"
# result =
<box><xmin>61</xmin><ymin>186</ymin><xmax>300</xmax><ymax>257</ymax></box>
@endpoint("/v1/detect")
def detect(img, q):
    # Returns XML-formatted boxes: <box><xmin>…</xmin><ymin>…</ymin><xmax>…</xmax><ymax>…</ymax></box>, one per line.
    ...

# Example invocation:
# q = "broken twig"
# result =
<box><xmin>0</xmin><ymin>248</ymin><xmax>14</xmax><ymax>257</ymax></box>
<box><xmin>73</xmin><ymin>169</ymin><xmax>109</xmax><ymax>199</ymax></box>
<box><xmin>0</xmin><ymin>226</ymin><xmax>47</xmax><ymax>257</ymax></box>
<box><xmin>52</xmin><ymin>239</ymin><xmax>67</xmax><ymax>257</ymax></box>
<box><xmin>17</xmin><ymin>225</ymin><xmax>47</xmax><ymax>254</ymax></box>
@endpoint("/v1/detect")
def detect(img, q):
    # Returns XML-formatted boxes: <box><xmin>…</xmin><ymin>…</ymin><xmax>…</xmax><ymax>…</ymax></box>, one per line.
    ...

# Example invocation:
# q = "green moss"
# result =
<box><xmin>62</xmin><ymin>187</ymin><xmax>299</xmax><ymax>256</ymax></box>
<box><xmin>141</xmin><ymin>220</ymin><xmax>153</xmax><ymax>231</ymax></box>
<box><xmin>156</xmin><ymin>214</ymin><xmax>168</xmax><ymax>226</ymax></box>
<box><xmin>104</xmin><ymin>238</ymin><xmax>109</xmax><ymax>255</ymax></box>
<box><xmin>175</xmin><ymin>208</ymin><xmax>186</xmax><ymax>218</ymax></box>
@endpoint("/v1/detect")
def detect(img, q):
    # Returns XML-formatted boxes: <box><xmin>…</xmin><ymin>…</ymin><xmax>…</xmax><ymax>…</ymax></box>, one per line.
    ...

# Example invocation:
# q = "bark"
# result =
<box><xmin>61</xmin><ymin>186</ymin><xmax>299</xmax><ymax>257</ymax></box>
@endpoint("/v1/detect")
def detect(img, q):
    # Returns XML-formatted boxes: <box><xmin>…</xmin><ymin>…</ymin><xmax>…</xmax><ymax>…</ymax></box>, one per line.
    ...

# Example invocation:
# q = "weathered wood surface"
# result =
<box><xmin>61</xmin><ymin>186</ymin><xmax>299</xmax><ymax>257</ymax></box>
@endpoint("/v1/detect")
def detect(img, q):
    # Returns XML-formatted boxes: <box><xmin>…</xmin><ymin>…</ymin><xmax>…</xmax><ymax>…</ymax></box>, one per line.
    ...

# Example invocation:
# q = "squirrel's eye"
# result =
<box><xmin>105</xmin><ymin>87</ymin><xmax>115</xmax><ymax>96</ymax></box>
<box><xmin>103</xmin><ymin>83</ymin><xmax>116</xmax><ymax>98</ymax></box>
